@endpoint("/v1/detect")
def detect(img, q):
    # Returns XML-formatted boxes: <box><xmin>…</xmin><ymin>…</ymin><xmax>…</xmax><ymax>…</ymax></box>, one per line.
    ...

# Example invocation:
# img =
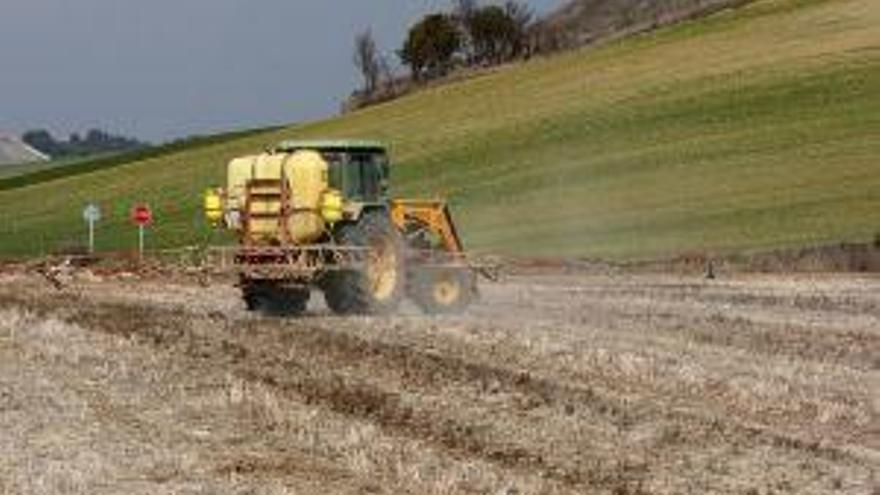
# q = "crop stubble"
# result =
<box><xmin>0</xmin><ymin>272</ymin><xmax>877</xmax><ymax>493</ymax></box>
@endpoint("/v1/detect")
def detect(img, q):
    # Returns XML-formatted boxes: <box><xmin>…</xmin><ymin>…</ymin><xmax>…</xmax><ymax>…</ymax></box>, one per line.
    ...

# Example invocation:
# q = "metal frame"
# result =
<box><xmin>200</xmin><ymin>244</ymin><xmax>499</xmax><ymax>281</ymax></box>
<box><xmin>241</xmin><ymin>177</ymin><xmax>294</xmax><ymax>246</ymax></box>
<box><xmin>206</xmin><ymin>244</ymin><xmax>367</xmax><ymax>280</ymax></box>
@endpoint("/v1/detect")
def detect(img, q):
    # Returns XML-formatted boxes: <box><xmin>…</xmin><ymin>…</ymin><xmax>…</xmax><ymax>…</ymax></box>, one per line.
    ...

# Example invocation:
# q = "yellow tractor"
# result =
<box><xmin>204</xmin><ymin>140</ymin><xmax>483</xmax><ymax>316</ymax></box>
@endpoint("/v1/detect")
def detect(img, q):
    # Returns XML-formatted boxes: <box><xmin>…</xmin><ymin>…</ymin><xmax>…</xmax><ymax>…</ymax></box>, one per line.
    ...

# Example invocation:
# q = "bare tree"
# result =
<box><xmin>378</xmin><ymin>52</ymin><xmax>395</xmax><ymax>93</ymax></box>
<box><xmin>504</xmin><ymin>1</ymin><xmax>534</xmax><ymax>57</ymax></box>
<box><xmin>454</xmin><ymin>0</ymin><xmax>479</xmax><ymax>63</ymax></box>
<box><xmin>454</xmin><ymin>0</ymin><xmax>478</xmax><ymax>20</ymax></box>
<box><xmin>353</xmin><ymin>28</ymin><xmax>380</xmax><ymax>94</ymax></box>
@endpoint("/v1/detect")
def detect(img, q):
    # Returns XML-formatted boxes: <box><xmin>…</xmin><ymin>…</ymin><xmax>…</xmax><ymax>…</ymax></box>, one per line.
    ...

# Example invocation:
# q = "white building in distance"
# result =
<box><xmin>0</xmin><ymin>133</ymin><xmax>50</xmax><ymax>166</ymax></box>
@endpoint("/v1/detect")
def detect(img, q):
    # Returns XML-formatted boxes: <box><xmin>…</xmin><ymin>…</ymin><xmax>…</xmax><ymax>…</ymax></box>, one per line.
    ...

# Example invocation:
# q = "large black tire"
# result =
<box><xmin>322</xmin><ymin>211</ymin><xmax>406</xmax><ymax>315</ymax></box>
<box><xmin>409</xmin><ymin>266</ymin><xmax>475</xmax><ymax>315</ymax></box>
<box><xmin>243</xmin><ymin>283</ymin><xmax>310</xmax><ymax>317</ymax></box>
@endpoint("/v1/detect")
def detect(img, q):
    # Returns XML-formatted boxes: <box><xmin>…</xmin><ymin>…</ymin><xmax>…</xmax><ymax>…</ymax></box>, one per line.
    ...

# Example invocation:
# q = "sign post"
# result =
<box><xmin>82</xmin><ymin>203</ymin><xmax>102</xmax><ymax>254</ymax></box>
<box><xmin>130</xmin><ymin>204</ymin><xmax>153</xmax><ymax>258</ymax></box>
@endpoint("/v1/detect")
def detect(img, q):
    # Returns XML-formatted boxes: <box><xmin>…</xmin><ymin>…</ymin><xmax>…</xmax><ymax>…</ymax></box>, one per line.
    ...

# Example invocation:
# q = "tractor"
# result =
<box><xmin>203</xmin><ymin>140</ymin><xmax>484</xmax><ymax>316</ymax></box>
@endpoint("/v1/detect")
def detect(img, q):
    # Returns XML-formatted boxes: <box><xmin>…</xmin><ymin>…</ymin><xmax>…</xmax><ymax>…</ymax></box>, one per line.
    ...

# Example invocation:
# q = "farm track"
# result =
<box><xmin>0</xmin><ymin>272</ymin><xmax>877</xmax><ymax>493</ymax></box>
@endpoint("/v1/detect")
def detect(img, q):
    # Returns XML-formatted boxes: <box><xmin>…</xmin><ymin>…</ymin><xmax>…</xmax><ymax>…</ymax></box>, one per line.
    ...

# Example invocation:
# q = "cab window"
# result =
<box><xmin>350</xmin><ymin>152</ymin><xmax>388</xmax><ymax>201</ymax></box>
<box><xmin>323</xmin><ymin>152</ymin><xmax>344</xmax><ymax>191</ymax></box>
<box><xmin>323</xmin><ymin>150</ymin><xmax>388</xmax><ymax>201</ymax></box>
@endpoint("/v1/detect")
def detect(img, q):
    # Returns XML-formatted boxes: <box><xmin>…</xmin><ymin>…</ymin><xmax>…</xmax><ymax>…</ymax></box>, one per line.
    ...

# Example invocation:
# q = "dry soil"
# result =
<box><xmin>0</xmin><ymin>270</ymin><xmax>877</xmax><ymax>494</ymax></box>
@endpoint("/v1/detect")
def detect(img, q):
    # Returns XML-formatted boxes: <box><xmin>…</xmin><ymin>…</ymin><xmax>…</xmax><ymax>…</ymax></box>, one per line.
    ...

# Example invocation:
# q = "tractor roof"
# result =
<box><xmin>274</xmin><ymin>139</ymin><xmax>387</xmax><ymax>153</ymax></box>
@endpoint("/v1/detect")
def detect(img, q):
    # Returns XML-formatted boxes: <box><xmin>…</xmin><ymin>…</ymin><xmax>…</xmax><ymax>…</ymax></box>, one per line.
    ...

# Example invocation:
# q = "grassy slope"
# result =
<box><xmin>0</xmin><ymin>156</ymin><xmax>112</xmax><ymax>181</ymax></box>
<box><xmin>0</xmin><ymin>0</ymin><xmax>877</xmax><ymax>259</ymax></box>
<box><xmin>0</xmin><ymin>126</ymin><xmax>281</xmax><ymax>189</ymax></box>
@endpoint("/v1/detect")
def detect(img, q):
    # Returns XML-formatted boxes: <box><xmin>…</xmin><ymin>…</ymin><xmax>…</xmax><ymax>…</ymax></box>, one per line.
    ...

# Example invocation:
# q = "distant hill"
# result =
<box><xmin>531</xmin><ymin>0</ymin><xmax>748</xmax><ymax>51</ymax></box>
<box><xmin>22</xmin><ymin>128</ymin><xmax>147</xmax><ymax>160</ymax></box>
<box><xmin>0</xmin><ymin>134</ymin><xmax>49</xmax><ymax>166</ymax></box>
<box><xmin>0</xmin><ymin>125</ymin><xmax>281</xmax><ymax>189</ymax></box>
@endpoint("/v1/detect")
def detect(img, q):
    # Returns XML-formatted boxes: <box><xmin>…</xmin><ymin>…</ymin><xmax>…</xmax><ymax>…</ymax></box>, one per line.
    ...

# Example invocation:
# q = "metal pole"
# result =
<box><xmin>88</xmin><ymin>219</ymin><xmax>95</xmax><ymax>254</ymax></box>
<box><xmin>139</xmin><ymin>224</ymin><xmax>144</xmax><ymax>258</ymax></box>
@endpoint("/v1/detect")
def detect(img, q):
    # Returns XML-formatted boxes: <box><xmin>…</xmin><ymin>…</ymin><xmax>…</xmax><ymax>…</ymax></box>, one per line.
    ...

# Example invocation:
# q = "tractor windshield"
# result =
<box><xmin>324</xmin><ymin>150</ymin><xmax>389</xmax><ymax>202</ymax></box>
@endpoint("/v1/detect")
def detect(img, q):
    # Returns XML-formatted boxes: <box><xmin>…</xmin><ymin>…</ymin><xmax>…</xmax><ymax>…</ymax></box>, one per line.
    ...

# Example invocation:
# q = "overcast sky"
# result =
<box><xmin>0</xmin><ymin>0</ymin><xmax>563</xmax><ymax>142</ymax></box>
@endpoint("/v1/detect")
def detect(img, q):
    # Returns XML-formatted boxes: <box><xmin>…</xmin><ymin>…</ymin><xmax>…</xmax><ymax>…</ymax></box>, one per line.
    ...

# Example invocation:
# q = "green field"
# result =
<box><xmin>0</xmin><ymin>160</ymin><xmax>71</xmax><ymax>180</ymax></box>
<box><xmin>0</xmin><ymin>126</ymin><xmax>281</xmax><ymax>189</ymax></box>
<box><xmin>0</xmin><ymin>152</ymin><xmax>143</xmax><ymax>182</ymax></box>
<box><xmin>0</xmin><ymin>0</ymin><xmax>877</xmax><ymax>259</ymax></box>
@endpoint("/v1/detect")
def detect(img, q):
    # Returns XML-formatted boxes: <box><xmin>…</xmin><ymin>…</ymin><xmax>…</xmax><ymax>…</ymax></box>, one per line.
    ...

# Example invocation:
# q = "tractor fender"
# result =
<box><xmin>343</xmin><ymin>203</ymin><xmax>386</xmax><ymax>223</ymax></box>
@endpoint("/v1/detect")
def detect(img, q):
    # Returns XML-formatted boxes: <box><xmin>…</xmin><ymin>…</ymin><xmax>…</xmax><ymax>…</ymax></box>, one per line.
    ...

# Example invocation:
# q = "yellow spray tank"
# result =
<box><xmin>222</xmin><ymin>150</ymin><xmax>330</xmax><ymax>244</ymax></box>
<box><xmin>283</xmin><ymin>150</ymin><xmax>328</xmax><ymax>243</ymax></box>
<box><xmin>225</xmin><ymin>155</ymin><xmax>256</xmax><ymax>231</ymax></box>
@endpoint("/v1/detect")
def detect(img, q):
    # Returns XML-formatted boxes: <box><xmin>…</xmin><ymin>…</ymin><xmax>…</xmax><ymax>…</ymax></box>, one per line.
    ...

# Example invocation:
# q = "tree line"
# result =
<box><xmin>22</xmin><ymin>128</ymin><xmax>147</xmax><ymax>159</ymax></box>
<box><xmin>351</xmin><ymin>0</ymin><xmax>535</xmax><ymax>107</ymax></box>
<box><xmin>348</xmin><ymin>0</ymin><xmax>750</xmax><ymax>111</ymax></box>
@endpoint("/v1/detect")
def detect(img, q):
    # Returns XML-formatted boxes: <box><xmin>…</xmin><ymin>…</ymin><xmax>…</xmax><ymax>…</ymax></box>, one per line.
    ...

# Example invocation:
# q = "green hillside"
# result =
<box><xmin>0</xmin><ymin>126</ymin><xmax>280</xmax><ymax>189</ymax></box>
<box><xmin>0</xmin><ymin>0</ymin><xmax>877</xmax><ymax>259</ymax></box>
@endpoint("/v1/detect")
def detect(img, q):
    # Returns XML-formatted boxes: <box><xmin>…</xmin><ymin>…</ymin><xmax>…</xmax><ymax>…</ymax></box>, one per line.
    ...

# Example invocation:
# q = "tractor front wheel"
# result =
<box><xmin>409</xmin><ymin>266</ymin><xmax>475</xmax><ymax>315</ymax></box>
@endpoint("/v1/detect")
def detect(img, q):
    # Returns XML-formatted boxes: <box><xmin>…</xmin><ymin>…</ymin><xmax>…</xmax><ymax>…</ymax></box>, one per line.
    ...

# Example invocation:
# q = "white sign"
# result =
<box><xmin>82</xmin><ymin>203</ymin><xmax>102</xmax><ymax>223</ymax></box>
<box><xmin>83</xmin><ymin>203</ymin><xmax>101</xmax><ymax>253</ymax></box>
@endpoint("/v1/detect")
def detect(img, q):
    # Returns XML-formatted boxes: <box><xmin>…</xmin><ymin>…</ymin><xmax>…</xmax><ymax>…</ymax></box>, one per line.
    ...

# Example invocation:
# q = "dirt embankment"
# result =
<box><xmin>0</xmin><ymin>271</ymin><xmax>877</xmax><ymax>494</ymax></box>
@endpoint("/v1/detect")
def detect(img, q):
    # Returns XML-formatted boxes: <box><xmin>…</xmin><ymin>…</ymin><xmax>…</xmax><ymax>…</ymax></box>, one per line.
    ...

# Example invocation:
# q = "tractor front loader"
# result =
<box><xmin>203</xmin><ymin>140</ymin><xmax>487</xmax><ymax>316</ymax></box>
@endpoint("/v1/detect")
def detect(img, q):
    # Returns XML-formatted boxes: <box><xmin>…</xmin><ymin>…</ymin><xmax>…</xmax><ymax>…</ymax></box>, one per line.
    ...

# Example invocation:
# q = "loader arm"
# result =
<box><xmin>389</xmin><ymin>199</ymin><xmax>464</xmax><ymax>253</ymax></box>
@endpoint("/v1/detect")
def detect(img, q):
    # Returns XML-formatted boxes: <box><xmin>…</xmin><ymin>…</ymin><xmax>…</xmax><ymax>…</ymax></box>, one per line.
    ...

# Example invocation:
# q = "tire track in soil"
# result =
<box><xmin>591</xmin><ymin>283</ymin><xmax>880</xmax><ymax>316</ymax></box>
<box><xmin>0</xmin><ymin>291</ymin><xmax>595</xmax><ymax>488</ymax></box>
<box><xmin>0</xmin><ymin>300</ymin><xmax>374</xmax><ymax>493</ymax></box>
<box><xmin>483</xmin><ymin>287</ymin><xmax>879</xmax><ymax>451</ymax></box>
<box><xmin>3</xmin><ymin>288</ymin><xmax>872</xmax><ymax>492</ymax></box>
<box><xmin>233</xmin><ymin>316</ymin><xmax>871</xmax><ymax>475</ymax></box>
<box><xmin>497</xmin><ymin>283</ymin><xmax>880</xmax><ymax>370</ymax></box>
<box><xmin>58</xmin><ymin>297</ymin><xmax>616</xmax><ymax>489</ymax></box>
<box><xmin>596</xmin><ymin>300</ymin><xmax>880</xmax><ymax>370</ymax></box>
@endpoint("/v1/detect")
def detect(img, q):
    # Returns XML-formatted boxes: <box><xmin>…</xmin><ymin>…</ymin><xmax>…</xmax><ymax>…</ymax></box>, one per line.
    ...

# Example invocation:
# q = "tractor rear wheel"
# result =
<box><xmin>243</xmin><ymin>283</ymin><xmax>310</xmax><ymax>316</ymax></box>
<box><xmin>322</xmin><ymin>212</ymin><xmax>406</xmax><ymax>315</ymax></box>
<box><xmin>409</xmin><ymin>266</ymin><xmax>475</xmax><ymax>315</ymax></box>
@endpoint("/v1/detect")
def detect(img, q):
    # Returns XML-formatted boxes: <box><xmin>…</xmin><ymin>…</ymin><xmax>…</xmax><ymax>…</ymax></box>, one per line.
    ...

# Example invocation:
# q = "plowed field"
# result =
<box><xmin>1</xmin><ymin>271</ymin><xmax>877</xmax><ymax>493</ymax></box>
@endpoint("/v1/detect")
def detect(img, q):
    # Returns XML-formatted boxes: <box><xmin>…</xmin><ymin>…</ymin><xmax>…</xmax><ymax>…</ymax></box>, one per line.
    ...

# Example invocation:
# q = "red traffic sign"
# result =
<box><xmin>130</xmin><ymin>204</ymin><xmax>153</xmax><ymax>226</ymax></box>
